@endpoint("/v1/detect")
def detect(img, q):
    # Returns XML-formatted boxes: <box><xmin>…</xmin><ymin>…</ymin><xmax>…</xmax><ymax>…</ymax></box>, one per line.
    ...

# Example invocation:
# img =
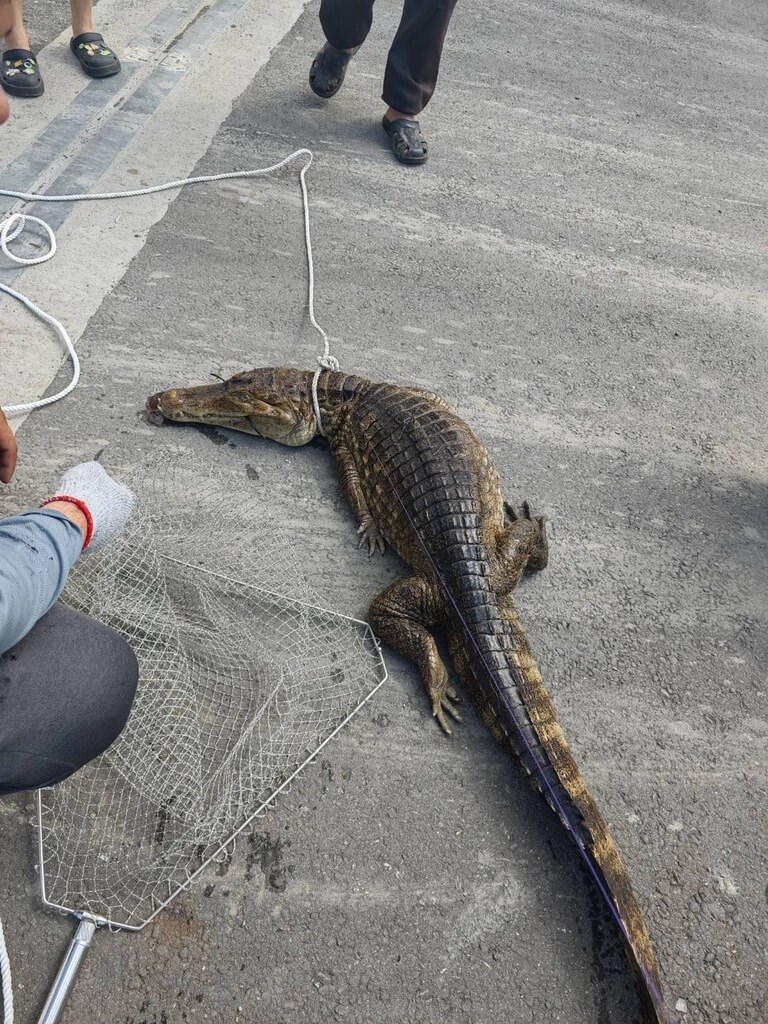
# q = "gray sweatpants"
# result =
<box><xmin>0</xmin><ymin>603</ymin><xmax>138</xmax><ymax>794</ymax></box>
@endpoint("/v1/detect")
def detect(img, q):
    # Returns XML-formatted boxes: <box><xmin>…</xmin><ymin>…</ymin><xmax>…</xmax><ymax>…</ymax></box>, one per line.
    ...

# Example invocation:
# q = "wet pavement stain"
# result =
<box><xmin>246</xmin><ymin>831</ymin><xmax>294</xmax><ymax>891</ymax></box>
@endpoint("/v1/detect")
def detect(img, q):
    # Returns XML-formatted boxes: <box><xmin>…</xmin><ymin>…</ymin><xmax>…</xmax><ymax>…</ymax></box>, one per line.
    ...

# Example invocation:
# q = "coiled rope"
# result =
<box><xmin>0</xmin><ymin>147</ymin><xmax>336</xmax><ymax>429</ymax></box>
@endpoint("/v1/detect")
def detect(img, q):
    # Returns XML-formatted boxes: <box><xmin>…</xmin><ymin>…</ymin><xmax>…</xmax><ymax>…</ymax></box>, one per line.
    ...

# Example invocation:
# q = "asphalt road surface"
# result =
<box><xmin>1</xmin><ymin>2</ymin><xmax>766</xmax><ymax>1022</ymax></box>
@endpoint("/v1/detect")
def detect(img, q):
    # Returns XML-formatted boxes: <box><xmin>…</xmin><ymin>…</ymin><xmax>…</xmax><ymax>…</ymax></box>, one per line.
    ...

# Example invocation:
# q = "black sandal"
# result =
<box><xmin>382</xmin><ymin>116</ymin><xmax>428</xmax><ymax>165</ymax></box>
<box><xmin>70</xmin><ymin>32</ymin><xmax>121</xmax><ymax>79</ymax></box>
<box><xmin>1</xmin><ymin>49</ymin><xmax>44</xmax><ymax>98</ymax></box>
<box><xmin>309</xmin><ymin>42</ymin><xmax>357</xmax><ymax>99</ymax></box>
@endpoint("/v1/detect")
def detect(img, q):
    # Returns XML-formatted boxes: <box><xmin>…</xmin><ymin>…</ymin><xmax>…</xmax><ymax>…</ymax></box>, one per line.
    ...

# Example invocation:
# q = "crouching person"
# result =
<box><xmin>0</xmin><ymin>415</ymin><xmax>138</xmax><ymax>794</ymax></box>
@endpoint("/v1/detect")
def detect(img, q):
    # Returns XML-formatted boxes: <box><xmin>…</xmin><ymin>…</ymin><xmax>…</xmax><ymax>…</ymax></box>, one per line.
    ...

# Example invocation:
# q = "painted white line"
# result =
<box><xmin>0</xmin><ymin>0</ymin><xmax>174</xmax><ymax>165</ymax></box>
<box><xmin>0</xmin><ymin>0</ymin><xmax>311</xmax><ymax>417</ymax></box>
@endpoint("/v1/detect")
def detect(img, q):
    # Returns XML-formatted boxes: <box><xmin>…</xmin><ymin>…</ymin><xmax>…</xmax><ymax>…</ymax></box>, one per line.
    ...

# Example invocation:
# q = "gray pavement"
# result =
<box><xmin>2</xmin><ymin>2</ymin><xmax>768</xmax><ymax>1023</ymax></box>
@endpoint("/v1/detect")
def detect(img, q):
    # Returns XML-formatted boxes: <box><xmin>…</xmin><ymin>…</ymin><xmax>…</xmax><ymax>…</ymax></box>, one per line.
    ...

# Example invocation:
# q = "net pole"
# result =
<box><xmin>36</xmin><ymin>918</ymin><xmax>97</xmax><ymax>1024</ymax></box>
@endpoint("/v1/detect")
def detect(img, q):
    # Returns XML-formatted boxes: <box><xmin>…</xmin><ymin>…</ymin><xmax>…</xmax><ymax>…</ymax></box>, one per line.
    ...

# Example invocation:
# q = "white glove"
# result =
<box><xmin>43</xmin><ymin>461</ymin><xmax>135</xmax><ymax>551</ymax></box>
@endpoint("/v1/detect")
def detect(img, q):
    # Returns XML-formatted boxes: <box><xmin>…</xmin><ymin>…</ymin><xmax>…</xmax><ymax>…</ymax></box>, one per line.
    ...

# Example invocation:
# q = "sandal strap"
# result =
<box><xmin>312</xmin><ymin>44</ymin><xmax>355</xmax><ymax>80</ymax></box>
<box><xmin>3</xmin><ymin>48</ymin><xmax>38</xmax><ymax>63</ymax></box>
<box><xmin>384</xmin><ymin>118</ymin><xmax>426</xmax><ymax>149</ymax></box>
<box><xmin>71</xmin><ymin>32</ymin><xmax>108</xmax><ymax>47</ymax></box>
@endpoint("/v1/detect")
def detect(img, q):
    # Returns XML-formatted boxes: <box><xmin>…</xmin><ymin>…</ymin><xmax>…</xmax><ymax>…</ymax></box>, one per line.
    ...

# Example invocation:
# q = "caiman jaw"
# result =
<box><xmin>145</xmin><ymin>371</ymin><xmax>319</xmax><ymax>446</ymax></box>
<box><xmin>145</xmin><ymin>390</ymin><xmax>261</xmax><ymax>433</ymax></box>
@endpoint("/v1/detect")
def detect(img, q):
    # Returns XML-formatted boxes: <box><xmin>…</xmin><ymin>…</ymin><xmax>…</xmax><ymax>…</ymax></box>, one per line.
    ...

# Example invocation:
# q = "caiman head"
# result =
<box><xmin>145</xmin><ymin>368</ymin><xmax>319</xmax><ymax>447</ymax></box>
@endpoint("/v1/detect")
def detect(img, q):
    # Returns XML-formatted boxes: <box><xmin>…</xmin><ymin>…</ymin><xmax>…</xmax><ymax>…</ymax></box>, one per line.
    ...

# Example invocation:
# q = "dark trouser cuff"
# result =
<box><xmin>319</xmin><ymin>0</ymin><xmax>373</xmax><ymax>52</ymax></box>
<box><xmin>382</xmin><ymin>0</ymin><xmax>458</xmax><ymax>115</ymax></box>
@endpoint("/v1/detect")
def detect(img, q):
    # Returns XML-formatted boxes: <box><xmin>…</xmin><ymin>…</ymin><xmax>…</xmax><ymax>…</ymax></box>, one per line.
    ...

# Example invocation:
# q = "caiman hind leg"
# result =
<box><xmin>368</xmin><ymin>575</ymin><xmax>462</xmax><ymax>734</ymax></box>
<box><xmin>494</xmin><ymin>501</ymin><xmax>549</xmax><ymax>593</ymax></box>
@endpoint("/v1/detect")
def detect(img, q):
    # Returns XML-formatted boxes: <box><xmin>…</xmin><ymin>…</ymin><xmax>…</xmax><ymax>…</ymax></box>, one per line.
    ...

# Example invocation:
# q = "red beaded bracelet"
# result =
<box><xmin>40</xmin><ymin>495</ymin><xmax>95</xmax><ymax>550</ymax></box>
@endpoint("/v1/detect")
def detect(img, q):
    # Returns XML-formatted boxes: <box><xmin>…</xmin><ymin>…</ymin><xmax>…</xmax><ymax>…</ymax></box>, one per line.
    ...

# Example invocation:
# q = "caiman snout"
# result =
<box><xmin>144</xmin><ymin>370</ymin><xmax>320</xmax><ymax>446</ymax></box>
<box><xmin>145</xmin><ymin>391</ymin><xmax>166</xmax><ymax>425</ymax></box>
<box><xmin>145</xmin><ymin>389</ymin><xmax>181</xmax><ymax>426</ymax></box>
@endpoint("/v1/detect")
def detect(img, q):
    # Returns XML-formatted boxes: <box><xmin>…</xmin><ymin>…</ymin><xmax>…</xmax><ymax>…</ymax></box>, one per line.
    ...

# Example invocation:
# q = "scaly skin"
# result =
<box><xmin>146</xmin><ymin>368</ymin><xmax>672</xmax><ymax>1023</ymax></box>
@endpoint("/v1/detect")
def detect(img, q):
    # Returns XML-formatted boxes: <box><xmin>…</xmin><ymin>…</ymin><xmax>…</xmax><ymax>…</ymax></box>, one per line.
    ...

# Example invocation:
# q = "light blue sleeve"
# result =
<box><xmin>0</xmin><ymin>509</ymin><xmax>84</xmax><ymax>656</ymax></box>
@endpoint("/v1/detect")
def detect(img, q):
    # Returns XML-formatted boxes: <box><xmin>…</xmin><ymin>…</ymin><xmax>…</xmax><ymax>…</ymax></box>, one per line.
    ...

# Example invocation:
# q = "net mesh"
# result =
<box><xmin>32</xmin><ymin>437</ymin><xmax>386</xmax><ymax>929</ymax></box>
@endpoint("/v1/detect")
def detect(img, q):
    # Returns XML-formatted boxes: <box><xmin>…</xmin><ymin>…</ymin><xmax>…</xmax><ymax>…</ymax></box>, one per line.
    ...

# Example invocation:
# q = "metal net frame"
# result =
<box><xmin>21</xmin><ymin>439</ymin><xmax>387</xmax><ymax>1020</ymax></box>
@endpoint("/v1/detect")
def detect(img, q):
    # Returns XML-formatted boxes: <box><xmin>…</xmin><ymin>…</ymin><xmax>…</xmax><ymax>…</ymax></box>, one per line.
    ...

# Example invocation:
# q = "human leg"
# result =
<box><xmin>2</xmin><ymin>0</ymin><xmax>26</xmax><ymax>48</ymax></box>
<box><xmin>0</xmin><ymin>0</ymin><xmax>12</xmax><ymax>37</ymax></box>
<box><xmin>319</xmin><ymin>0</ymin><xmax>375</xmax><ymax>51</ymax></box>
<box><xmin>383</xmin><ymin>0</ymin><xmax>458</xmax><ymax>116</ymax></box>
<box><xmin>379</xmin><ymin>0</ymin><xmax>457</xmax><ymax>164</ymax></box>
<box><xmin>69</xmin><ymin>0</ymin><xmax>94</xmax><ymax>36</ymax></box>
<box><xmin>0</xmin><ymin>604</ymin><xmax>139</xmax><ymax>793</ymax></box>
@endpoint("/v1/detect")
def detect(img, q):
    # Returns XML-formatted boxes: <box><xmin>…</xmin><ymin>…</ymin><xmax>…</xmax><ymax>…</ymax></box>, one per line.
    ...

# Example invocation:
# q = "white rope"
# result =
<box><xmin>0</xmin><ymin>147</ymin><xmax>341</xmax><ymax>1021</ymax></box>
<box><xmin>0</xmin><ymin>148</ymin><xmax>337</xmax><ymax>422</ymax></box>
<box><xmin>0</xmin><ymin>914</ymin><xmax>13</xmax><ymax>1024</ymax></box>
<box><xmin>0</xmin><ymin>281</ymin><xmax>81</xmax><ymax>415</ymax></box>
<box><xmin>293</xmin><ymin>154</ymin><xmax>338</xmax><ymax>436</ymax></box>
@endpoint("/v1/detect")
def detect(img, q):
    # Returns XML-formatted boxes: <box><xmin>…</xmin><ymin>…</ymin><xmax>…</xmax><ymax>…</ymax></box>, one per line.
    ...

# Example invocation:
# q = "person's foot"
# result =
<box><xmin>382</xmin><ymin>110</ymin><xmax>428</xmax><ymax>165</ymax></box>
<box><xmin>1</xmin><ymin>49</ymin><xmax>44</xmax><ymax>98</ymax></box>
<box><xmin>70</xmin><ymin>32</ymin><xmax>121</xmax><ymax>79</ymax></box>
<box><xmin>309</xmin><ymin>41</ymin><xmax>357</xmax><ymax>99</ymax></box>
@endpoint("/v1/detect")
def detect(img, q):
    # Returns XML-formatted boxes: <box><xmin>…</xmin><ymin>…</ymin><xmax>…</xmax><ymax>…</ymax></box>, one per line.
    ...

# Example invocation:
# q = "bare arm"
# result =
<box><xmin>0</xmin><ymin>409</ymin><xmax>18</xmax><ymax>483</ymax></box>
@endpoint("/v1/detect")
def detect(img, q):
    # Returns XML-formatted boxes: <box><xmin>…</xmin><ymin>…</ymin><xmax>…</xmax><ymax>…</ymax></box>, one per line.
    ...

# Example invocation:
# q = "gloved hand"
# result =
<box><xmin>41</xmin><ymin>461</ymin><xmax>135</xmax><ymax>551</ymax></box>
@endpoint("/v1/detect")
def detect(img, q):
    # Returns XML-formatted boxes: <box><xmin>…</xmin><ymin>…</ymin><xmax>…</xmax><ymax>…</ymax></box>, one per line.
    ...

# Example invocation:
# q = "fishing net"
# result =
<box><xmin>33</xmin><ymin>437</ymin><xmax>387</xmax><ymax>930</ymax></box>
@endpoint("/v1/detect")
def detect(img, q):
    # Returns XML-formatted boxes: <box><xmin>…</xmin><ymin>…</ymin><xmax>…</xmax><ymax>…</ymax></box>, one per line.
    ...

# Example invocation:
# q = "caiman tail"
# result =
<box><xmin>447</xmin><ymin>586</ymin><xmax>670</xmax><ymax>1024</ymax></box>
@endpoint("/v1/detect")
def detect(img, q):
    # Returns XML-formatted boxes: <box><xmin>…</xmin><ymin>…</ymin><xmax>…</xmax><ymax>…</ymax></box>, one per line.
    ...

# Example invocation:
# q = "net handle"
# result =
<box><xmin>37</xmin><ymin>917</ymin><xmax>97</xmax><ymax>1024</ymax></box>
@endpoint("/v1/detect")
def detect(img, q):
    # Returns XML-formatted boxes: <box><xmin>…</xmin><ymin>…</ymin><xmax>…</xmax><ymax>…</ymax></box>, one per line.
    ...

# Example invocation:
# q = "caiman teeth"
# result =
<box><xmin>145</xmin><ymin>393</ymin><xmax>171</xmax><ymax>426</ymax></box>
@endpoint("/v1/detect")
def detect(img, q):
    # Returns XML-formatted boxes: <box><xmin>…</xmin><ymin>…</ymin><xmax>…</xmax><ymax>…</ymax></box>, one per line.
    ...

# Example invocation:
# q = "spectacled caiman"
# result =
<box><xmin>146</xmin><ymin>367</ymin><xmax>672</xmax><ymax>1023</ymax></box>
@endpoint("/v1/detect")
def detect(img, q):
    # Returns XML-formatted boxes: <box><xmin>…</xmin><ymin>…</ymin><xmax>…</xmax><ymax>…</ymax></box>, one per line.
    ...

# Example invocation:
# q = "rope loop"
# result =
<box><xmin>317</xmin><ymin>354</ymin><xmax>340</xmax><ymax>373</ymax></box>
<box><xmin>0</xmin><ymin>148</ymin><xmax>340</xmax><ymax>419</ymax></box>
<box><xmin>0</xmin><ymin>212</ymin><xmax>56</xmax><ymax>266</ymax></box>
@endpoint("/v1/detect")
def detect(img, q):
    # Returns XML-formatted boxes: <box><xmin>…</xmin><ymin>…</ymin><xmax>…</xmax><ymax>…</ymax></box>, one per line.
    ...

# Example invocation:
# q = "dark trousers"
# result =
<box><xmin>319</xmin><ymin>0</ymin><xmax>458</xmax><ymax>115</ymax></box>
<box><xmin>0</xmin><ymin>604</ymin><xmax>138</xmax><ymax>794</ymax></box>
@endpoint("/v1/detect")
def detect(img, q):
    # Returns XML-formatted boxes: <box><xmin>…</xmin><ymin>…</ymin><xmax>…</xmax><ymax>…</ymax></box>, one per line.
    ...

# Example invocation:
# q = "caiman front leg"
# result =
<box><xmin>330</xmin><ymin>438</ymin><xmax>387</xmax><ymax>555</ymax></box>
<box><xmin>494</xmin><ymin>501</ymin><xmax>549</xmax><ymax>593</ymax></box>
<box><xmin>369</xmin><ymin>575</ymin><xmax>462</xmax><ymax>734</ymax></box>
